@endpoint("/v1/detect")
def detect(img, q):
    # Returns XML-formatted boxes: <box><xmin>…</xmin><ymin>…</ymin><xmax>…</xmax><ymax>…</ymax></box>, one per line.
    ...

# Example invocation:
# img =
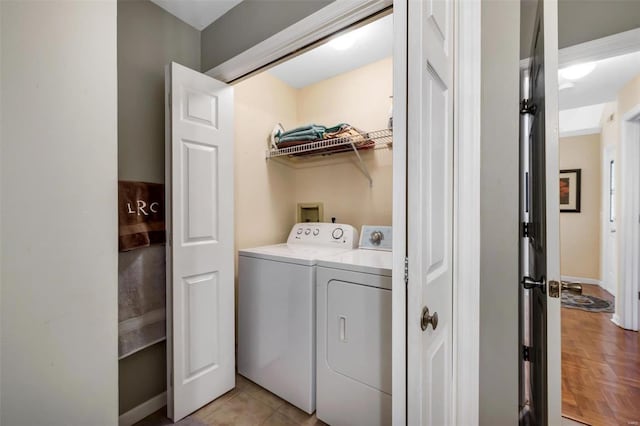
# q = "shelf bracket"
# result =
<box><xmin>349</xmin><ymin>141</ymin><xmax>373</xmax><ymax>187</ymax></box>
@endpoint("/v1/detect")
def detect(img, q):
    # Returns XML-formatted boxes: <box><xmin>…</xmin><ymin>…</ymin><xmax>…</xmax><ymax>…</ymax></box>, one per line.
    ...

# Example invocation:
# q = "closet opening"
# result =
<box><xmin>153</xmin><ymin>9</ymin><xmax>398</xmax><ymax>425</ymax></box>
<box><xmin>232</xmin><ymin>12</ymin><xmax>395</xmax><ymax>426</ymax></box>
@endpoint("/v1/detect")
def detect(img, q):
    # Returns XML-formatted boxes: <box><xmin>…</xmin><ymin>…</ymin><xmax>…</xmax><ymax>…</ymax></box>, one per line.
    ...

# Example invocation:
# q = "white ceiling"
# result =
<box><xmin>559</xmin><ymin>103</ymin><xmax>606</xmax><ymax>137</ymax></box>
<box><xmin>559</xmin><ymin>51</ymin><xmax>640</xmax><ymax>110</ymax></box>
<box><xmin>150</xmin><ymin>0</ymin><xmax>243</xmax><ymax>31</ymax></box>
<box><xmin>268</xmin><ymin>14</ymin><xmax>393</xmax><ymax>89</ymax></box>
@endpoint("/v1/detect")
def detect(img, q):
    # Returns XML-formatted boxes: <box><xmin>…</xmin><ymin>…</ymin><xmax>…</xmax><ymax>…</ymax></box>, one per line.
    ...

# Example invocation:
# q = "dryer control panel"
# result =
<box><xmin>287</xmin><ymin>222</ymin><xmax>358</xmax><ymax>248</ymax></box>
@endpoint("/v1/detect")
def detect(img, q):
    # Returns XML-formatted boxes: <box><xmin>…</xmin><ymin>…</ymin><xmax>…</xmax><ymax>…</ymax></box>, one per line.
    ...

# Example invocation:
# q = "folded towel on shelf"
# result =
<box><xmin>276</xmin><ymin>125</ymin><xmax>374</xmax><ymax>155</ymax></box>
<box><xmin>275</xmin><ymin>123</ymin><xmax>350</xmax><ymax>145</ymax></box>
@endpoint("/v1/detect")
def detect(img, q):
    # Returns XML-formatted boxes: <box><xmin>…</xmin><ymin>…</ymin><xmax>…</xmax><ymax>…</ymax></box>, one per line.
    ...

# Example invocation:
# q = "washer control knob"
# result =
<box><xmin>305</xmin><ymin>228</ymin><xmax>311</xmax><ymax>235</ymax></box>
<box><xmin>332</xmin><ymin>228</ymin><xmax>344</xmax><ymax>240</ymax></box>
<box><xmin>370</xmin><ymin>231</ymin><xmax>384</xmax><ymax>245</ymax></box>
<box><xmin>296</xmin><ymin>228</ymin><xmax>303</xmax><ymax>235</ymax></box>
<box><xmin>313</xmin><ymin>228</ymin><xmax>320</xmax><ymax>236</ymax></box>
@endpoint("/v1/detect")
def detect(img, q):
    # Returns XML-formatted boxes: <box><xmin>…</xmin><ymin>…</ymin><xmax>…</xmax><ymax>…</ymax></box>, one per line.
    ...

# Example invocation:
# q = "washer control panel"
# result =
<box><xmin>287</xmin><ymin>222</ymin><xmax>358</xmax><ymax>248</ymax></box>
<box><xmin>359</xmin><ymin>225</ymin><xmax>393</xmax><ymax>251</ymax></box>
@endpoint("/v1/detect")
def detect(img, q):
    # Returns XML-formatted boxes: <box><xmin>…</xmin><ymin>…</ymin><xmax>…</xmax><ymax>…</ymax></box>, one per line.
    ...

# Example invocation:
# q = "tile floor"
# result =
<box><xmin>135</xmin><ymin>374</ymin><xmax>326</xmax><ymax>426</ymax></box>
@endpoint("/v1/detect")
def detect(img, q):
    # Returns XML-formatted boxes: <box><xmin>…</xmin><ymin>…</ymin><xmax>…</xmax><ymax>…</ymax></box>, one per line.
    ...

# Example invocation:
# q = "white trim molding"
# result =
<box><xmin>617</xmin><ymin>103</ymin><xmax>640</xmax><ymax>331</ymax></box>
<box><xmin>118</xmin><ymin>392</ymin><xmax>167</xmax><ymax>426</ymax></box>
<box><xmin>560</xmin><ymin>275</ymin><xmax>603</xmax><ymax>287</ymax></box>
<box><xmin>391</xmin><ymin>0</ymin><xmax>408</xmax><ymax>424</ymax></box>
<box><xmin>559</xmin><ymin>27</ymin><xmax>640</xmax><ymax>68</ymax></box>
<box><xmin>521</xmin><ymin>27</ymin><xmax>640</xmax><ymax>71</ymax></box>
<box><xmin>205</xmin><ymin>0</ymin><xmax>392</xmax><ymax>83</ymax></box>
<box><xmin>453</xmin><ymin>0</ymin><xmax>481</xmax><ymax>425</ymax></box>
<box><xmin>559</xmin><ymin>128</ymin><xmax>601</xmax><ymax>138</ymax></box>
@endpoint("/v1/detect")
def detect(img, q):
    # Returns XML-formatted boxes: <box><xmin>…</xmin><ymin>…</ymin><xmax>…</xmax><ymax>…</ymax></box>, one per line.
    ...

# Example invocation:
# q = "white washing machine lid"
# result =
<box><xmin>238</xmin><ymin>243</ymin><xmax>354</xmax><ymax>266</ymax></box>
<box><xmin>317</xmin><ymin>249</ymin><xmax>392</xmax><ymax>276</ymax></box>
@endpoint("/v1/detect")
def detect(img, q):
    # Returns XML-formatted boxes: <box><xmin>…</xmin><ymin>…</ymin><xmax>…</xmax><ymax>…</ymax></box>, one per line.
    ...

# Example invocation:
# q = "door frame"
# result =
<box><xmin>616</xmin><ymin>103</ymin><xmax>640</xmax><ymax>331</ymax></box>
<box><xmin>451</xmin><ymin>0</ymin><xmax>481</xmax><ymax>424</ymax></box>
<box><xmin>521</xmin><ymin>28</ymin><xmax>640</xmax><ymax>331</ymax></box>
<box><xmin>203</xmin><ymin>1</ymin><xmax>481</xmax><ymax>423</ymax></box>
<box><xmin>601</xmin><ymin>144</ymin><xmax>617</xmax><ymax>297</ymax></box>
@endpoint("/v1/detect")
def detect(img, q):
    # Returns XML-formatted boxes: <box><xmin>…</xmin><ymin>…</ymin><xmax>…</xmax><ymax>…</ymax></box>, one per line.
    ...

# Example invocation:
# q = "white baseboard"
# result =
<box><xmin>119</xmin><ymin>392</ymin><xmax>167</xmax><ymax>426</ymax></box>
<box><xmin>611</xmin><ymin>314</ymin><xmax>623</xmax><ymax>328</ymax></box>
<box><xmin>561</xmin><ymin>275</ymin><xmax>602</xmax><ymax>286</ymax></box>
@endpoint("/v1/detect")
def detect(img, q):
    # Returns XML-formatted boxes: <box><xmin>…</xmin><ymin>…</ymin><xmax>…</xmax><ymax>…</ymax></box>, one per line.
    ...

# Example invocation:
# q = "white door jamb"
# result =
<box><xmin>453</xmin><ymin>0</ymin><xmax>481</xmax><ymax>424</ymax></box>
<box><xmin>616</xmin><ymin>103</ymin><xmax>640</xmax><ymax>331</ymax></box>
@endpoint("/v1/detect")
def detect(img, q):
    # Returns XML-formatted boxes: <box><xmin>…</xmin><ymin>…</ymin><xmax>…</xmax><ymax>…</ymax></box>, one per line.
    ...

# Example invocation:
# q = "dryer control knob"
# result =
<box><xmin>305</xmin><ymin>228</ymin><xmax>311</xmax><ymax>235</ymax></box>
<box><xmin>297</xmin><ymin>228</ymin><xmax>303</xmax><ymax>235</ymax></box>
<box><xmin>370</xmin><ymin>231</ymin><xmax>384</xmax><ymax>245</ymax></box>
<box><xmin>332</xmin><ymin>228</ymin><xmax>344</xmax><ymax>240</ymax></box>
<box><xmin>313</xmin><ymin>229</ymin><xmax>320</xmax><ymax>236</ymax></box>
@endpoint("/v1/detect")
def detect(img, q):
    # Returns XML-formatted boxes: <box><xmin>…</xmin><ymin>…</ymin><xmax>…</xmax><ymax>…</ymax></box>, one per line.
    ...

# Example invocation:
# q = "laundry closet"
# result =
<box><xmin>119</xmin><ymin>3</ymin><xmax>393</xmax><ymax>425</ymax></box>
<box><xmin>231</xmin><ymin>13</ymin><xmax>394</xmax><ymax>426</ymax></box>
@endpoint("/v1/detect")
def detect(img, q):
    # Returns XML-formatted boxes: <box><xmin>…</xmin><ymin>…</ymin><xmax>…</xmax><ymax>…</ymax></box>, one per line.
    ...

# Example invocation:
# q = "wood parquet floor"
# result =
<box><xmin>562</xmin><ymin>285</ymin><xmax>640</xmax><ymax>426</ymax></box>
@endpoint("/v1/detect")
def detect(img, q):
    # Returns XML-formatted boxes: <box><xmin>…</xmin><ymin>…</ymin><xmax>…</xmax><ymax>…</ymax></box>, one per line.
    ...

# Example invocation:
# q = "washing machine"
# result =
<box><xmin>316</xmin><ymin>225</ymin><xmax>393</xmax><ymax>426</ymax></box>
<box><xmin>237</xmin><ymin>222</ymin><xmax>358</xmax><ymax>414</ymax></box>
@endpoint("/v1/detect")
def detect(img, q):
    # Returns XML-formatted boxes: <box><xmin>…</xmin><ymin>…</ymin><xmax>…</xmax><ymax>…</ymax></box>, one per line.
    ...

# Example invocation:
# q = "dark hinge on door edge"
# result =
<box><xmin>520</xmin><ymin>99</ymin><xmax>537</xmax><ymax>115</ymax></box>
<box><xmin>404</xmin><ymin>257</ymin><xmax>409</xmax><ymax>285</ymax></box>
<box><xmin>523</xmin><ymin>345</ymin><xmax>531</xmax><ymax>362</ymax></box>
<box><xmin>522</xmin><ymin>222</ymin><xmax>532</xmax><ymax>238</ymax></box>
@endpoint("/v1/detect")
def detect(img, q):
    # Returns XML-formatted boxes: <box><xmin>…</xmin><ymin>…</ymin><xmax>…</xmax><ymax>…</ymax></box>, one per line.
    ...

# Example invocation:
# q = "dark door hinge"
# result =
<box><xmin>520</xmin><ymin>99</ymin><xmax>537</xmax><ymax>115</ymax></box>
<box><xmin>523</xmin><ymin>345</ymin><xmax>531</xmax><ymax>362</ymax></box>
<box><xmin>522</xmin><ymin>222</ymin><xmax>532</xmax><ymax>238</ymax></box>
<box><xmin>404</xmin><ymin>257</ymin><xmax>409</xmax><ymax>284</ymax></box>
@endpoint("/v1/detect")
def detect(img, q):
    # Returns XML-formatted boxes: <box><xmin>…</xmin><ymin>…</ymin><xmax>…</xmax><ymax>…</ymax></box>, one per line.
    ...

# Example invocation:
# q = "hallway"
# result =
<box><xmin>562</xmin><ymin>285</ymin><xmax>640</xmax><ymax>425</ymax></box>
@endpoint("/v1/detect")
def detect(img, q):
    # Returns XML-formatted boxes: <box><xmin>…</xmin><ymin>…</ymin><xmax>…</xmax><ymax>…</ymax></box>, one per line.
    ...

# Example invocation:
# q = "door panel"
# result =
<box><xmin>166</xmin><ymin>62</ymin><xmax>235</xmax><ymax>421</ymax></box>
<box><xmin>407</xmin><ymin>0</ymin><xmax>454</xmax><ymax>424</ymax></box>
<box><xmin>520</xmin><ymin>0</ymin><xmax>561</xmax><ymax>424</ymax></box>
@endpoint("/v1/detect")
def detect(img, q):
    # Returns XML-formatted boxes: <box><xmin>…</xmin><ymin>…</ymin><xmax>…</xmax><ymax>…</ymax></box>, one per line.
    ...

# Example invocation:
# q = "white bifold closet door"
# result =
<box><xmin>165</xmin><ymin>61</ymin><xmax>235</xmax><ymax>422</ymax></box>
<box><xmin>406</xmin><ymin>0</ymin><xmax>454</xmax><ymax>424</ymax></box>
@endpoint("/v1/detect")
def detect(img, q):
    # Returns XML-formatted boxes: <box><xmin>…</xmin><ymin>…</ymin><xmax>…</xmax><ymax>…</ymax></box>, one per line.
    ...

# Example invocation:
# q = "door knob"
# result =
<box><xmin>421</xmin><ymin>306</ymin><xmax>438</xmax><ymax>331</ymax></box>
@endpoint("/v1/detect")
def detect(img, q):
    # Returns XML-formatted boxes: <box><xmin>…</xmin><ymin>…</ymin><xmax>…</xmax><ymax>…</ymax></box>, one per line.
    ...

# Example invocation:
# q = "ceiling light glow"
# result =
<box><xmin>559</xmin><ymin>62</ymin><xmax>597</xmax><ymax>80</ymax></box>
<box><xmin>329</xmin><ymin>32</ymin><xmax>357</xmax><ymax>51</ymax></box>
<box><xmin>559</xmin><ymin>82</ymin><xmax>575</xmax><ymax>90</ymax></box>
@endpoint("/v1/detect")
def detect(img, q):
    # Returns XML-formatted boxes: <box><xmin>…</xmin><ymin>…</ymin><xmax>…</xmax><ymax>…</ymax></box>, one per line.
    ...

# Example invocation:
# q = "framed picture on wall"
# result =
<box><xmin>560</xmin><ymin>169</ymin><xmax>581</xmax><ymax>213</ymax></box>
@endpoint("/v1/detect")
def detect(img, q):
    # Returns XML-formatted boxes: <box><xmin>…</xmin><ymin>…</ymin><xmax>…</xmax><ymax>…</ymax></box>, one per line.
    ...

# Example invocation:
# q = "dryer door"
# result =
<box><xmin>327</xmin><ymin>279</ymin><xmax>392</xmax><ymax>393</ymax></box>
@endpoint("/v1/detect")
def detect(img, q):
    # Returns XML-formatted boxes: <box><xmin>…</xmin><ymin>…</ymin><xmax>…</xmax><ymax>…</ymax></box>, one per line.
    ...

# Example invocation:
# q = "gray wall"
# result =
<box><xmin>118</xmin><ymin>0</ymin><xmax>201</xmax><ymax>183</ymax></box>
<box><xmin>1</xmin><ymin>1</ymin><xmax>119</xmax><ymax>424</ymax></box>
<box><xmin>521</xmin><ymin>0</ymin><xmax>640</xmax><ymax>57</ymax></box>
<box><xmin>117</xmin><ymin>0</ymin><xmax>200</xmax><ymax>415</ymax></box>
<box><xmin>480</xmin><ymin>1</ymin><xmax>521</xmax><ymax>425</ymax></box>
<box><xmin>201</xmin><ymin>0</ymin><xmax>333</xmax><ymax>72</ymax></box>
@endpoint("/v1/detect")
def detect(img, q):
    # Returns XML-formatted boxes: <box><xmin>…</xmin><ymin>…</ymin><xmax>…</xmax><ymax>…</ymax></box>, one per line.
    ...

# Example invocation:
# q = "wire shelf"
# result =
<box><xmin>265</xmin><ymin>128</ymin><xmax>392</xmax><ymax>187</ymax></box>
<box><xmin>266</xmin><ymin>128</ymin><xmax>393</xmax><ymax>159</ymax></box>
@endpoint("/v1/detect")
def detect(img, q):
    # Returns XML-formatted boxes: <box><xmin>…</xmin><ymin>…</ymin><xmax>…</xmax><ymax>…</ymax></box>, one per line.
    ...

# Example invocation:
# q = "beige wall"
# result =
<box><xmin>559</xmin><ymin>134</ymin><xmax>602</xmax><ymax>280</ymax></box>
<box><xmin>234</xmin><ymin>72</ymin><xmax>298</xmax><ymax>252</ymax></box>
<box><xmin>618</xmin><ymin>74</ymin><xmax>640</xmax><ymax>118</ymax></box>
<box><xmin>233</xmin><ymin>57</ymin><xmax>394</xmax><ymax>257</ymax></box>
<box><xmin>295</xmin><ymin>57</ymin><xmax>393</xmax><ymax>231</ymax></box>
